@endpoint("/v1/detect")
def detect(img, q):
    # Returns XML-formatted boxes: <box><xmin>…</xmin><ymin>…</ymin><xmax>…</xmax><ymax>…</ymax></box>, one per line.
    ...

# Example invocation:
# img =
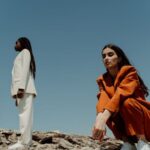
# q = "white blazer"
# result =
<box><xmin>11</xmin><ymin>49</ymin><xmax>37</xmax><ymax>97</ymax></box>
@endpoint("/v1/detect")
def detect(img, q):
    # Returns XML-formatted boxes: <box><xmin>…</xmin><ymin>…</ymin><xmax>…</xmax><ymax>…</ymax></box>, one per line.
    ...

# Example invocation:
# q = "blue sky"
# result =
<box><xmin>0</xmin><ymin>0</ymin><xmax>150</xmax><ymax>136</ymax></box>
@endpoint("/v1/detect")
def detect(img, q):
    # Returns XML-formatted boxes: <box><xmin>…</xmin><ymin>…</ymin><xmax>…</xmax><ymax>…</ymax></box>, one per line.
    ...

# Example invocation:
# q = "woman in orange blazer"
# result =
<box><xmin>92</xmin><ymin>44</ymin><xmax>150</xmax><ymax>150</ymax></box>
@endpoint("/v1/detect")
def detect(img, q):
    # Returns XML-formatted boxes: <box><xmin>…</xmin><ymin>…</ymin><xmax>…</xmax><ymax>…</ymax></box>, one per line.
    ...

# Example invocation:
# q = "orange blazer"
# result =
<box><xmin>96</xmin><ymin>65</ymin><xmax>150</xmax><ymax>113</ymax></box>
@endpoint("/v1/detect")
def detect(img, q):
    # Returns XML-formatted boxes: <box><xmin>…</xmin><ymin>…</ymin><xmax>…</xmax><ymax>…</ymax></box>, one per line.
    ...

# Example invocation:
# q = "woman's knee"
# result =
<box><xmin>121</xmin><ymin>98</ymin><xmax>135</xmax><ymax>110</ymax></box>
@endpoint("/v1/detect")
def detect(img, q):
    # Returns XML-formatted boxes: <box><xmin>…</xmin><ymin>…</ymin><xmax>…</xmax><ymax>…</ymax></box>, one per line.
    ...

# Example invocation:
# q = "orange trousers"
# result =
<box><xmin>106</xmin><ymin>98</ymin><xmax>150</xmax><ymax>141</ymax></box>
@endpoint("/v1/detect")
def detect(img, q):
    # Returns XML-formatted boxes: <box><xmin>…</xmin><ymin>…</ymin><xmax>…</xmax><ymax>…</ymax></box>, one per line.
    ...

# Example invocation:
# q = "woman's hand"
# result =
<box><xmin>92</xmin><ymin>113</ymin><xmax>106</xmax><ymax>141</ymax></box>
<box><xmin>92</xmin><ymin>110</ymin><xmax>112</xmax><ymax>141</ymax></box>
<box><xmin>17</xmin><ymin>89</ymin><xmax>25</xmax><ymax>99</ymax></box>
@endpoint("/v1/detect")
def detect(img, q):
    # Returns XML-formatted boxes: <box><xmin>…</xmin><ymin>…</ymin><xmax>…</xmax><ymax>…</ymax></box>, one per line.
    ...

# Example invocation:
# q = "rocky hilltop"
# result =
<box><xmin>0</xmin><ymin>129</ymin><xmax>123</xmax><ymax>150</ymax></box>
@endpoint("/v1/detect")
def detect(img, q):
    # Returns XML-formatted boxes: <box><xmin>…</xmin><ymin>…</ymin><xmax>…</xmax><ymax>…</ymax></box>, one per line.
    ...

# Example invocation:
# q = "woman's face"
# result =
<box><xmin>15</xmin><ymin>40</ymin><xmax>22</xmax><ymax>51</ymax></box>
<box><xmin>102</xmin><ymin>47</ymin><xmax>121</xmax><ymax>71</ymax></box>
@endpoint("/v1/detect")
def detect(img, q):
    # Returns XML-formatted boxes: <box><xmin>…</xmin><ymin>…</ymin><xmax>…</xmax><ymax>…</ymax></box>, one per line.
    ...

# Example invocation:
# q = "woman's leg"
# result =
<box><xmin>106</xmin><ymin>113</ymin><xmax>127</xmax><ymax>140</ymax></box>
<box><xmin>107</xmin><ymin>114</ymin><xmax>137</xmax><ymax>150</ymax></box>
<box><xmin>18</xmin><ymin>94</ymin><xmax>34</xmax><ymax>145</ymax></box>
<box><xmin>120</xmin><ymin>98</ymin><xmax>146</xmax><ymax>139</ymax></box>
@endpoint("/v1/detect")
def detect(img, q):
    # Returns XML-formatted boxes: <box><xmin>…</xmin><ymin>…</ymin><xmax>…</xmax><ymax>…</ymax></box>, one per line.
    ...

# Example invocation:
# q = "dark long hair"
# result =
<box><xmin>102</xmin><ymin>44</ymin><xmax>149</xmax><ymax>97</ymax></box>
<box><xmin>18</xmin><ymin>37</ymin><xmax>36</xmax><ymax>79</ymax></box>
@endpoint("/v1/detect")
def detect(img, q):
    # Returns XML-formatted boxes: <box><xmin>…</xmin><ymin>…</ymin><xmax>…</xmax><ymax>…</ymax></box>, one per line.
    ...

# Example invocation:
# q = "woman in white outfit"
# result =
<box><xmin>8</xmin><ymin>37</ymin><xmax>37</xmax><ymax>150</ymax></box>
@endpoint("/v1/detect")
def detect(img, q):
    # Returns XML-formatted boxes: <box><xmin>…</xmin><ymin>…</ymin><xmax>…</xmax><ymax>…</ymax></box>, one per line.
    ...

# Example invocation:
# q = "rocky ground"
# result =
<box><xmin>0</xmin><ymin>129</ymin><xmax>123</xmax><ymax>150</ymax></box>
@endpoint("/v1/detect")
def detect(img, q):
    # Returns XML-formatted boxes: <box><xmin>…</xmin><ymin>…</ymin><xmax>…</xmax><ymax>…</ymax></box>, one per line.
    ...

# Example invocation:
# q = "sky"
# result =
<box><xmin>0</xmin><ymin>0</ymin><xmax>150</xmax><ymax>137</ymax></box>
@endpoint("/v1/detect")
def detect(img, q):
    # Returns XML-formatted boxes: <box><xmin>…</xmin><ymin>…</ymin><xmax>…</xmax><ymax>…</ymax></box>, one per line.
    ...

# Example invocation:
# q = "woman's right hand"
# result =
<box><xmin>17</xmin><ymin>89</ymin><xmax>25</xmax><ymax>98</ymax></box>
<box><xmin>92</xmin><ymin>110</ymin><xmax>111</xmax><ymax>141</ymax></box>
<box><xmin>92</xmin><ymin>113</ymin><xmax>106</xmax><ymax>141</ymax></box>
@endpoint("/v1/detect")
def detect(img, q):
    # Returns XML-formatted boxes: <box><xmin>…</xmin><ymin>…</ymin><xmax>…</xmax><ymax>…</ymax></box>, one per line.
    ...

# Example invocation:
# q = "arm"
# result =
<box><xmin>17</xmin><ymin>49</ymin><xmax>31</xmax><ymax>98</ymax></box>
<box><xmin>93</xmin><ymin>77</ymin><xmax>112</xmax><ymax>141</ymax></box>
<box><xmin>96</xmin><ymin>91</ymin><xmax>110</xmax><ymax>113</ymax></box>
<box><xmin>96</xmin><ymin>78</ymin><xmax>110</xmax><ymax>113</ymax></box>
<box><xmin>18</xmin><ymin>49</ymin><xmax>31</xmax><ymax>90</ymax></box>
<box><xmin>93</xmin><ymin>109</ymin><xmax>112</xmax><ymax>141</ymax></box>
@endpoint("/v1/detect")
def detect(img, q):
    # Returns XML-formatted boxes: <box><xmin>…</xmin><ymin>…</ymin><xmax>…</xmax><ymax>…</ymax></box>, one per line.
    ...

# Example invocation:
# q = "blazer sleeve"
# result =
<box><xmin>18</xmin><ymin>49</ymin><xmax>31</xmax><ymax>89</ymax></box>
<box><xmin>104</xmin><ymin>67</ymin><xmax>139</xmax><ymax>113</ymax></box>
<box><xmin>96</xmin><ymin>78</ymin><xmax>111</xmax><ymax>113</ymax></box>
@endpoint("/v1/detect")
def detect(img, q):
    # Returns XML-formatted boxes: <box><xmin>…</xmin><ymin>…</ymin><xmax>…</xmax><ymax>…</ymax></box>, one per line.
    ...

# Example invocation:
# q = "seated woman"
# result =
<box><xmin>92</xmin><ymin>44</ymin><xmax>150</xmax><ymax>150</ymax></box>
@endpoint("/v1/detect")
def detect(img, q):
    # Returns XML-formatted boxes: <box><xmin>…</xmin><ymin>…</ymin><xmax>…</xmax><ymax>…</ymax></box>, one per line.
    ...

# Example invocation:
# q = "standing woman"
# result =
<box><xmin>9</xmin><ymin>37</ymin><xmax>37</xmax><ymax>150</ymax></box>
<box><xmin>92</xmin><ymin>44</ymin><xmax>150</xmax><ymax>150</ymax></box>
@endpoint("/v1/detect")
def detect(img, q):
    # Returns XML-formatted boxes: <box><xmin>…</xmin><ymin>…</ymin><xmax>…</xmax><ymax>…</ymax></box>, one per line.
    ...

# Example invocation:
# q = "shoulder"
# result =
<box><xmin>118</xmin><ymin>65</ymin><xmax>137</xmax><ymax>77</ymax></box>
<box><xmin>116</xmin><ymin>65</ymin><xmax>138</xmax><ymax>83</ymax></box>
<box><xmin>20</xmin><ymin>49</ymin><xmax>31</xmax><ymax>57</ymax></box>
<box><xmin>120</xmin><ymin>65</ymin><xmax>136</xmax><ymax>73</ymax></box>
<box><xmin>96</xmin><ymin>72</ymin><xmax>109</xmax><ymax>84</ymax></box>
<box><xmin>96</xmin><ymin>75</ymin><xmax>103</xmax><ymax>83</ymax></box>
<box><xmin>21</xmin><ymin>49</ymin><xmax>30</xmax><ymax>54</ymax></box>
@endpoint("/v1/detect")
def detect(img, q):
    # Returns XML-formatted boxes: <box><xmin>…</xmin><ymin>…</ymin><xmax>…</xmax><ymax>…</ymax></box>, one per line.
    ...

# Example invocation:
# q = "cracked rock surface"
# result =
<box><xmin>0</xmin><ymin>129</ymin><xmax>123</xmax><ymax>150</ymax></box>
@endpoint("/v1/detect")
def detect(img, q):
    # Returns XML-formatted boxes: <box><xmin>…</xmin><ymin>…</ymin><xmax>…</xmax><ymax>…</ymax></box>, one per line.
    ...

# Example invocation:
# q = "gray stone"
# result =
<box><xmin>0</xmin><ymin>129</ymin><xmax>122</xmax><ymax>150</ymax></box>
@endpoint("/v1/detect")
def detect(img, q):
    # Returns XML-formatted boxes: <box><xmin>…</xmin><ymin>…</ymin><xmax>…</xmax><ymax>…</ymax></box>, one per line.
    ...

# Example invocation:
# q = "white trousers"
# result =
<box><xmin>17</xmin><ymin>94</ymin><xmax>34</xmax><ymax>145</ymax></box>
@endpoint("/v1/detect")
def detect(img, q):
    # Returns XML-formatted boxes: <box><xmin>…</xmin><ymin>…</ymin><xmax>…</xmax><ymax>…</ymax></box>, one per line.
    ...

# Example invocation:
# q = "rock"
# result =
<box><xmin>0</xmin><ymin>129</ymin><xmax>123</xmax><ymax>150</ymax></box>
